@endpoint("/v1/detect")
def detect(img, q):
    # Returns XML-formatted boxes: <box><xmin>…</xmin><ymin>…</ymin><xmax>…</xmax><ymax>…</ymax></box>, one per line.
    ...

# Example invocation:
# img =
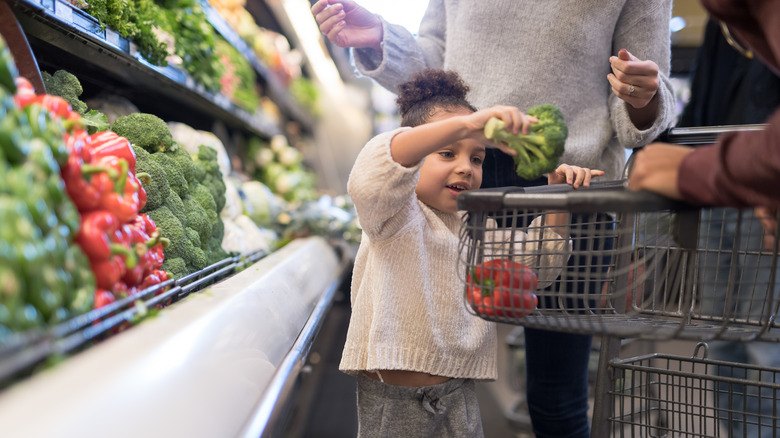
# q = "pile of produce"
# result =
<box><xmin>0</xmin><ymin>43</ymin><xmax>94</xmax><ymax>334</ymax></box>
<box><xmin>244</xmin><ymin>134</ymin><xmax>317</xmax><ymax>203</ymax></box>
<box><xmin>0</xmin><ymin>42</ymin><xmax>171</xmax><ymax>336</ymax></box>
<box><xmin>112</xmin><ymin>113</ymin><xmax>230</xmax><ymax>279</ymax></box>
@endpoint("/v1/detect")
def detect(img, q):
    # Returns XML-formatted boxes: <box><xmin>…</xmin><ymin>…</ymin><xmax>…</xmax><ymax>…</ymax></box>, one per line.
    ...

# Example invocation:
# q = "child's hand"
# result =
<box><xmin>548</xmin><ymin>164</ymin><xmax>604</xmax><ymax>189</ymax></box>
<box><xmin>464</xmin><ymin>105</ymin><xmax>537</xmax><ymax>156</ymax></box>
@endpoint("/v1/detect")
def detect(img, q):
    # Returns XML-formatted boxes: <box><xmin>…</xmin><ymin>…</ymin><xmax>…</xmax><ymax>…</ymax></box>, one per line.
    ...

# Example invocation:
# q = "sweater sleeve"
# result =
<box><xmin>483</xmin><ymin>216</ymin><xmax>571</xmax><ymax>288</ymax></box>
<box><xmin>677</xmin><ymin>109</ymin><xmax>780</xmax><ymax>207</ymax></box>
<box><xmin>610</xmin><ymin>0</ymin><xmax>676</xmax><ymax>150</ymax></box>
<box><xmin>347</xmin><ymin>127</ymin><xmax>422</xmax><ymax>239</ymax></box>
<box><xmin>352</xmin><ymin>0</ymin><xmax>446</xmax><ymax>94</ymax></box>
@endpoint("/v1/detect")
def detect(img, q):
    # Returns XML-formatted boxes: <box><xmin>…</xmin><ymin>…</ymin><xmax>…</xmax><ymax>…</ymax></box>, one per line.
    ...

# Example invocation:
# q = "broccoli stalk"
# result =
<box><xmin>484</xmin><ymin>103</ymin><xmax>568</xmax><ymax>181</ymax></box>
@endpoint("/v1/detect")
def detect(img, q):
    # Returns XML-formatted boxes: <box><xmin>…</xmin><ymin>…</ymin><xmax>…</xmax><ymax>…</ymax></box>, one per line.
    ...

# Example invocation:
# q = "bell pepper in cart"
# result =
<box><xmin>467</xmin><ymin>259</ymin><xmax>539</xmax><ymax>318</ymax></box>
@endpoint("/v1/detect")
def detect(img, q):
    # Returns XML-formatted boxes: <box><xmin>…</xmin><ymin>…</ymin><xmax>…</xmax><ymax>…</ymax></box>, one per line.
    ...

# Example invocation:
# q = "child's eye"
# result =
<box><xmin>439</xmin><ymin>151</ymin><xmax>455</xmax><ymax>158</ymax></box>
<box><xmin>472</xmin><ymin>156</ymin><xmax>484</xmax><ymax>165</ymax></box>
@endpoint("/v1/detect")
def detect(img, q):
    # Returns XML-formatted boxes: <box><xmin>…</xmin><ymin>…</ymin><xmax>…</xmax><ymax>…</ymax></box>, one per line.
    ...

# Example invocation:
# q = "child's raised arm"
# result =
<box><xmin>389</xmin><ymin>105</ymin><xmax>536</xmax><ymax>167</ymax></box>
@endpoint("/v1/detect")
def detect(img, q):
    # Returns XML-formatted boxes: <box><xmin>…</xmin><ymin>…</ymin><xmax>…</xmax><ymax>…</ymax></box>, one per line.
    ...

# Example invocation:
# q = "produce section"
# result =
<box><xmin>0</xmin><ymin>0</ymin><xmax>363</xmax><ymax>434</ymax></box>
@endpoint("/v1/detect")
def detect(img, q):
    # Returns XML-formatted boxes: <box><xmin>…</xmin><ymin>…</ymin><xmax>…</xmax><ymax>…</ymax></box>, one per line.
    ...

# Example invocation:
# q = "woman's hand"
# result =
<box><xmin>608</xmin><ymin>49</ymin><xmax>660</xmax><ymax>109</ymax></box>
<box><xmin>463</xmin><ymin>105</ymin><xmax>537</xmax><ymax>156</ymax></box>
<box><xmin>548</xmin><ymin>164</ymin><xmax>604</xmax><ymax>189</ymax></box>
<box><xmin>311</xmin><ymin>0</ymin><xmax>383</xmax><ymax>51</ymax></box>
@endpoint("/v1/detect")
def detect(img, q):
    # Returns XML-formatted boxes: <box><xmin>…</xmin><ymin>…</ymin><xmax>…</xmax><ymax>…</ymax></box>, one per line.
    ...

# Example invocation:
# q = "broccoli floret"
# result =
<box><xmin>183</xmin><ymin>195</ymin><xmax>212</xmax><ymax>244</ymax></box>
<box><xmin>161</xmin><ymin>257</ymin><xmax>187</xmax><ymax>279</ymax></box>
<box><xmin>206</xmin><ymin>242</ymin><xmax>229</xmax><ymax>266</ymax></box>
<box><xmin>111</xmin><ymin>113</ymin><xmax>173</xmax><ymax>153</ymax></box>
<box><xmin>163</xmin><ymin>189</ymin><xmax>187</xmax><ymax>228</ymax></box>
<box><xmin>193</xmin><ymin>145</ymin><xmax>226</xmax><ymax>212</ymax></box>
<box><xmin>165</xmin><ymin>144</ymin><xmax>196</xmax><ymax>183</ymax></box>
<box><xmin>135</xmin><ymin>145</ymin><xmax>171</xmax><ymax>212</ymax></box>
<box><xmin>42</xmin><ymin>70</ymin><xmax>87</xmax><ymax>115</ymax></box>
<box><xmin>189</xmin><ymin>247</ymin><xmax>207</xmax><ymax>271</ymax></box>
<box><xmin>185</xmin><ymin>226</ymin><xmax>201</xmax><ymax>248</ymax></box>
<box><xmin>484</xmin><ymin>104</ymin><xmax>568</xmax><ymax>181</ymax></box>
<box><xmin>189</xmin><ymin>182</ymin><xmax>218</xmax><ymax>218</ymax></box>
<box><xmin>149</xmin><ymin>151</ymin><xmax>188</xmax><ymax>198</ymax></box>
<box><xmin>146</xmin><ymin>206</ymin><xmax>190</xmax><ymax>262</ymax></box>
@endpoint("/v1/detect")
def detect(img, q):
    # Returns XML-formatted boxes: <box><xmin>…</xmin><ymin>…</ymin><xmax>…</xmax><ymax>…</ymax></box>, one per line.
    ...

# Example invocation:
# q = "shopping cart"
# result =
<box><xmin>457</xmin><ymin>182</ymin><xmax>780</xmax><ymax>343</ymax></box>
<box><xmin>457</xmin><ymin>178</ymin><xmax>780</xmax><ymax>436</ymax></box>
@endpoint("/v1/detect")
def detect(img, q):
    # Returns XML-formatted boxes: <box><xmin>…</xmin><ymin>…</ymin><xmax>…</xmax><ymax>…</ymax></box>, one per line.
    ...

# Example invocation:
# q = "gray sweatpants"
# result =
<box><xmin>356</xmin><ymin>372</ymin><xmax>485</xmax><ymax>438</ymax></box>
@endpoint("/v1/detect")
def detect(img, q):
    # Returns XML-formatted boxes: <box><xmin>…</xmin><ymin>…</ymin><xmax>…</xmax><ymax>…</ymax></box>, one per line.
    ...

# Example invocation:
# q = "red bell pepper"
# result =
<box><xmin>13</xmin><ymin>77</ymin><xmax>37</xmax><ymax>108</ymax></box>
<box><xmin>123</xmin><ymin>215</ymin><xmax>170</xmax><ymax>287</ymax></box>
<box><xmin>140</xmin><ymin>269</ymin><xmax>169</xmax><ymax>293</ymax></box>
<box><xmin>76</xmin><ymin>211</ymin><xmax>137</xmax><ymax>289</ymax></box>
<box><xmin>86</xmin><ymin>131</ymin><xmax>136</xmax><ymax>174</ymax></box>
<box><xmin>61</xmin><ymin>150</ymin><xmax>118</xmax><ymax>213</ymax></box>
<box><xmin>94</xmin><ymin>156</ymin><xmax>144</xmax><ymax>222</ymax></box>
<box><xmin>467</xmin><ymin>259</ymin><xmax>539</xmax><ymax>318</ymax></box>
<box><xmin>93</xmin><ymin>289</ymin><xmax>116</xmax><ymax>309</ymax></box>
<box><xmin>468</xmin><ymin>286</ymin><xmax>538</xmax><ymax>318</ymax></box>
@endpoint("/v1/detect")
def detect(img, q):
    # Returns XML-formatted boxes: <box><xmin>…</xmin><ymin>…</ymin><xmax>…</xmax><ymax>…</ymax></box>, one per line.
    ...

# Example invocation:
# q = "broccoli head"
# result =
<box><xmin>146</xmin><ymin>205</ymin><xmax>189</xmax><ymax>262</ymax></box>
<box><xmin>193</xmin><ymin>145</ymin><xmax>226</xmax><ymax>212</ymax></box>
<box><xmin>182</xmin><ymin>195</ymin><xmax>213</xmax><ymax>244</ymax></box>
<box><xmin>149</xmin><ymin>151</ymin><xmax>188</xmax><ymax>198</ymax></box>
<box><xmin>163</xmin><ymin>189</ymin><xmax>187</xmax><ymax>229</ymax></box>
<box><xmin>484</xmin><ymin>103</ymin><xmax>568</xmax><ymax>181</ymax></box>
<box><xmin>42</xmin><ymin>70</ymin><xmax>87</xmax><ymax>115</ymax></box>
<box><xmin>111</xmin><ymin>113</ymin><xmax>173</xmax><ymax>153</ymax></box>
<box><xmin>135</xmin><ymin>145</ymin><xmax>171</xmax><ymax>212</ymax></box>
<box><xmin>165</xmin><ymin>144</ymin><xmax>196</xmax><ymax>183</ymax></box>
<box><xmin>161</xmin><ymin>257</ymin><xmax>187</xmax><ymax>279</ymax></box>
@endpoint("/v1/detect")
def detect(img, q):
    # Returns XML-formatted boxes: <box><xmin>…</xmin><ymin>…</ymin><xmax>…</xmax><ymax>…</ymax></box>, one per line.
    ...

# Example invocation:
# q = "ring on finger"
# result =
<box><xmin>628</xmin><ymin>84</ymin><xmax>635</xmax><ymax>96</ymax></box>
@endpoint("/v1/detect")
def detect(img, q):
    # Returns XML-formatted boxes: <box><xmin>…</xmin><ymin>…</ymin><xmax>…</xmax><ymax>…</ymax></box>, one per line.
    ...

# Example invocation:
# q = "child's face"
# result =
<box><xmin>416</xmin><ymin>108</ymin><xmax>485</xmax><ymax>213</ymax></box>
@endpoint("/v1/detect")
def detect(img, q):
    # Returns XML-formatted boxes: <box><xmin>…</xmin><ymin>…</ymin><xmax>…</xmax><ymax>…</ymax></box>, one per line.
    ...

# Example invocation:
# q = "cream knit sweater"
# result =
<box><xmin>340</xmin><ymin>128</ymin><xmax>570</xmax><ymax>379</ymax></box>
<box><xmin>353</xmin><ymin>0</ymin><xmax>676</xmax><ymax>181</ymax></box>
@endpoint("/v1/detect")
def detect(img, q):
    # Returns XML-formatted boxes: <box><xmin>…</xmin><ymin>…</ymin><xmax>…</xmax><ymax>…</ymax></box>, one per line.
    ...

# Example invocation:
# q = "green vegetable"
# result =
<box><xmin>42</xmin><ymin>70</ymin><xmax>88</xmax><ymax>115</ymax></box>
<box><xmin>149</xmin><ymin>151</ymin><xmax>187</xmax><ymax>197</ymax></box>
<box><xmin>134</xmin><ymin>145</ymin><xmax>171</xmax><ymax>211</ymax></box>
<box><xmin>193</xmin><ymin>145</ymin><xmax>226</xmax><ymax>212</ymax></box>
<box><xmin>86</xmin><ymin>0</ymin><xmax>169</xmax><ymax>66</ymax></box>
<box><xmin>165</xmin><ymin>145</ymin><xmax>196</xmax><ymax>183</ymax></box>
<box><xmin>111</xmin><ymin>113</ymin><xmax>173</xmax><ymax>153</ymax></box>
<box><xmin>183</xmin><ymin>196</ymin><xmax>212</xmax><ymax>244</ymax></box>
<box><xmin>160</xmin><ymin>257</ymin><xmax>187</xmax><ymax>279</ymax></box>
<box><xmin>484</xmin><ymin>104</ymin><xmax>568</xmax><ymax>181</ymax></box>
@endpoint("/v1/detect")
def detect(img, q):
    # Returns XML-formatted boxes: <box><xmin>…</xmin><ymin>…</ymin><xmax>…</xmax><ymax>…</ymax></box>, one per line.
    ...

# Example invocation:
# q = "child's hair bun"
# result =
<box><xmin>396</xmin><ymin>69</ymin><xmax>472</xmax><ymax>120</ymax></box>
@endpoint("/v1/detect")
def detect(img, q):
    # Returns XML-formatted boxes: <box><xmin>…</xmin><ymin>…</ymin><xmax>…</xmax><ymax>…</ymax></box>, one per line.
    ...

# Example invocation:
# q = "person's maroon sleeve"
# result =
<box><xmin>678</xmin><ymin>109</ymin><xmax>780</xmax><ymax>207</ymax></box>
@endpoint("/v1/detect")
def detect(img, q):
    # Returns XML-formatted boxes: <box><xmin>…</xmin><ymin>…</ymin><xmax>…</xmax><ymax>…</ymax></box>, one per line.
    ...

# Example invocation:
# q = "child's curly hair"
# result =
<box><xmin>396</xmin><ymin>69</ymin><xmax>477</xmax><ymax>127</ymax></box>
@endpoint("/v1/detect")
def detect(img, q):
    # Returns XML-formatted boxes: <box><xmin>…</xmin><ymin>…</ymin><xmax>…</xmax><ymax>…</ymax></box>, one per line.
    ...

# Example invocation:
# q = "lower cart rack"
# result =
<box><xmin>609</xmin><ymin>343</ymin><xmax>780</xmax><ymax>437</ymax></box>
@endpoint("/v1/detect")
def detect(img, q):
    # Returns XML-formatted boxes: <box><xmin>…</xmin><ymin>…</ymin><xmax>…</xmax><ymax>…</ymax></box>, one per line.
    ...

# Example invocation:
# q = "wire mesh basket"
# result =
<box><xmin>609</xmin><ymin>343</ymin><xmax>780</xmax><ymax>437</ymax></box>
<box><xmin>457</xmin><ymin>182</ymin><xmax>780</xmax><ymax>341</ymax></box>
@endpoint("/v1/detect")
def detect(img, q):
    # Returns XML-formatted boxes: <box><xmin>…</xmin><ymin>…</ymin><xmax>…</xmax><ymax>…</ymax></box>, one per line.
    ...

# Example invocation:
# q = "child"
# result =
<box><xmin>342</xmin><ymin>69</ymin><xmax>603</xmax><ymax>438</ymax></box>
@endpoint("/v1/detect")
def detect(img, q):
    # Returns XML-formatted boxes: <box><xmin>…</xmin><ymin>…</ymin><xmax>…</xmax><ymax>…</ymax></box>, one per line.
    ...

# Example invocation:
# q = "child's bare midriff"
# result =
<box><xmin>364</xmin><ymin>370</ymin><xmax>452</xmax><ymax>386</ymax></box>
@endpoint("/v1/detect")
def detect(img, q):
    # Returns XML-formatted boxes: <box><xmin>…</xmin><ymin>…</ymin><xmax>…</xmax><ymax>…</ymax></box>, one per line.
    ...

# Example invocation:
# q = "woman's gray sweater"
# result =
<box><xmin>354</xmin><ymin>0</ymin><xmax>676</xmax><ymax>180</ymax></box>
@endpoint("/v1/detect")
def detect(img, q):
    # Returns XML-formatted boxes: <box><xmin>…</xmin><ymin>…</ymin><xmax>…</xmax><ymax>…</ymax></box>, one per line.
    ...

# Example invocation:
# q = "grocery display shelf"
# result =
<box><xmin>6</xmin><ymin>0</ymin><xmax>287</xmax><ymax>138</ymax></box>
<box><xmin>200</xmin><ymin>0</ymin><xmax>316</xmax><ymax>130</ymax></box>
<box><xmin>0</xmin><ymin>236</ymin><xmax>349</xmax><ymax>438</ymax></box>
<box><xmin>0</xmin><ymin>248</ymin><xmax>267</xmax><ymax>388</ymax></box>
